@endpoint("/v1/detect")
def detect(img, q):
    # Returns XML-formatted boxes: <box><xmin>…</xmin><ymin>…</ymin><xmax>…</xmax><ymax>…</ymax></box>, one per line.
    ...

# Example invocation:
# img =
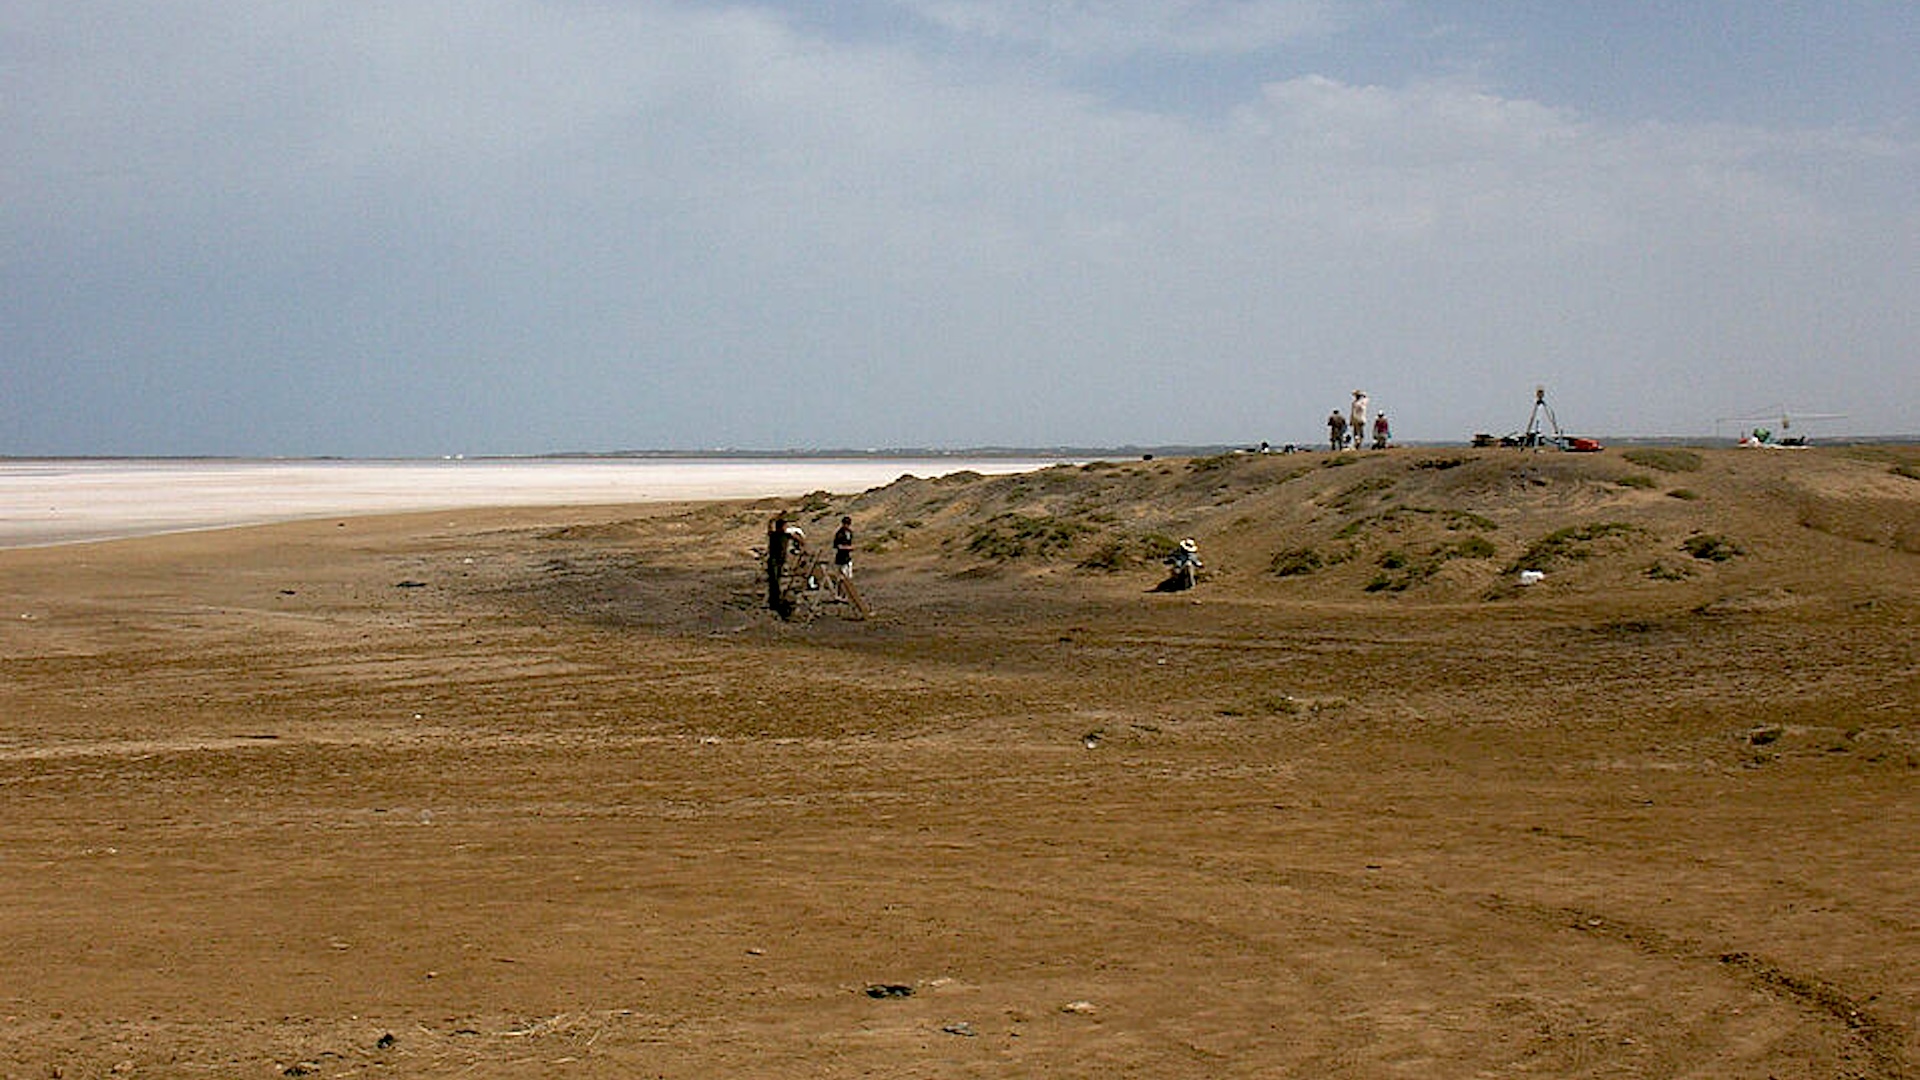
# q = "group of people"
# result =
<box><xmin>1328</xmin><ymin>390</ymin><xmax>1391</xmax><ymax>451</ymax></box>
<box><xmin>765</xmin><ymin>511</ymin><xmax>856</xmax><ymax>619</ymax></box>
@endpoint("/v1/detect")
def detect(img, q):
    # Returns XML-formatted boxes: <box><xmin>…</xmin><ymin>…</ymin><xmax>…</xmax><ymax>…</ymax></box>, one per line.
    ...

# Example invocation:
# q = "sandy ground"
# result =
<box><xmin>1</xmin><ymin>447</ymin><xmax>1915</xmax><ymax>1078</ymax></box>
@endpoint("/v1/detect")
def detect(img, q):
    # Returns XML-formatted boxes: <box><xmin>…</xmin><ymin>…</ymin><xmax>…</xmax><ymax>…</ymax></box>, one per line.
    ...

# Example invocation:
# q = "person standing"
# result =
<box><xmin>832</xmin><ymin>516</ymin><xmax>855</xmax><ymax>579</ymax></box>
<box><xmin>1349</xmin><ymin>390</ymin><xmax>1369</xmax><ymax>450</ymax></box>
<box><xmin>1328</xmin><ymin>409</ymin><xmax>1348</xmax><ymax>451</ymax></box>
<box><xmin>1372</xmin><ymin>412</ymin><xmax>1391</xmax><ymax>449</ymax></box>
<box><xmin>766</xmin><ymin>511</ymin><xmax>794</xmax><ymax>619</ymax></box>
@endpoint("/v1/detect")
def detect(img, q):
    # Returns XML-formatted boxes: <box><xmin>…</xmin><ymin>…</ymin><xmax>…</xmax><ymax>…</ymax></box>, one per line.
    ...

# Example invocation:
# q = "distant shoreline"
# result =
<box><xmin>4</xmin><ymin>434</ymin><xmax>1915</xmax><ymax>465</ymax></box>
<box><xmin>0</xmin><ymin>456</ymin><xmax>1068</xmax><ymax>549</ymax></box>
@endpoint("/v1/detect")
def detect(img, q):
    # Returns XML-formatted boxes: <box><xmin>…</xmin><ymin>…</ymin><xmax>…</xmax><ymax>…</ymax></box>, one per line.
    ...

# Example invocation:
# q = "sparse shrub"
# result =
<box><xmin>1413</xmin><ymin>457</ymin><xmax>1469</xmax><ymax>470</ymax></box>
<box><xmin>1364</xmin><ymin>534</ymin><xmax>1498</xmax><ymax>592</ymax></box>
<box><xmin>966</xmin><ymin>514</ymin><xmax>1088</xmax><ymax>560</ymax></box>
<box><xmin>1078</xmin><ymin>533</ymin><xmax>1174</xmax><ymax>572</ymax></box>
<box><xmin>1269</xmin><ymin>547</ymin><xmax>1324</xmax><ymax>577</ymax></box>
<box><xmin>1330</xmin><ymin>477</ymin><xmax>1396</xmax><ymax>509</ymax></box>
<box><xmin>1894</xmin><ymin>464</ymin><xmax>1920</xmax><ymax>482</ymax></box>
<box><xmin>1507</xmin><ymin>521</ymin><xmax>1640</xmax><ymax>572</ymax></box>
<box><xmin>1188</xmin><ymin>453</ymin><xmax>1240</xmax><ymax>472</ymax></box>
<box><xmin>1617</xmin><ymin>473</ymin><xmax>1658</xmax><ymax>489</ymax></box>
<box><xmin>1448</xmin><ymin>535</ymin><xmax>1497</xmax><ymax>560</ymax></box>
<box><xmin>1622</xmin><ymin>448</ymin><xmax>1704</xmax><ymax>473</ymax></box>
<box><xmin>1682</xmin><ymin>533</ymin><xmax>1744</xmax><ymax>562</ymax></box>
<box><xmin>798</xmin><ymin>490</ymin><xmax>834</xmax><ymax>513</ymax></box>
<box><xmin>1337</xmin><ymin>506</ymin><xmax>1495</xmax><ymax>539</ymax></box>
<box><xmin>1646</xmin><ymin>560</ymin><xmax>1692</xmax><ymax>581</ymax></box>
<box><xmin>1667</xmin><ymin>488</ymin><xmax>1700</xmax><ymax>501</ymax></box>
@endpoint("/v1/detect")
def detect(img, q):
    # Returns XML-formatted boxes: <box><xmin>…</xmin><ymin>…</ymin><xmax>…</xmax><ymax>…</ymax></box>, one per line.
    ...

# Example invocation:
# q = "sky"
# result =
<box><xmin>3</xmin><ymin>0</ymin><xmax>1915</xmax><ymax>456</ymax></box>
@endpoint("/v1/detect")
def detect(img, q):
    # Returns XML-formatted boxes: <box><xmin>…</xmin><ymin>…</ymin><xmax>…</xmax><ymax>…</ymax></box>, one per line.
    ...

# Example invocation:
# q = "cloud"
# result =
<box><xmin>885</xmin><ymin>0</ymin><xmax>1349</xmax><ymax>57</ymax></box>
<box><xmin>2</xmin><ymin>1</ymin><xmax>1913</xmax><ymax>454</ymax></box>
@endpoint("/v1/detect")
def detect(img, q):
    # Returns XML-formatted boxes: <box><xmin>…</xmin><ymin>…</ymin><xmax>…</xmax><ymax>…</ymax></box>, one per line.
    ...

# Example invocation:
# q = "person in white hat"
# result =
<box><xmin>1162</xmin><ymin>537</ymin><xmax>1203</xmax><ymax>591</ymax></box>
<box><xmin>1349</xmin><ymin>390</ymin><xmax>1369</xmax><ymax>450</ymax></box>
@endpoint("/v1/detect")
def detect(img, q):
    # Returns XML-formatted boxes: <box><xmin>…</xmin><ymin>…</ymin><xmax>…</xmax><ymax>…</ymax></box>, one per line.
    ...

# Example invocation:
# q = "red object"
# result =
<box><xmin>1564</xmin><ymin>437</ymin><xmax>1604</xmax><ymax>452</ymax></box>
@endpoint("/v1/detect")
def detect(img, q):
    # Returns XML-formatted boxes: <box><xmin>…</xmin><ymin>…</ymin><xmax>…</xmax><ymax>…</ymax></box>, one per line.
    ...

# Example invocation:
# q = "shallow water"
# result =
<box><xmin>0</xmin><ymin>457</ymin><xmax>1060</xmax><ymax>547</ymax></box>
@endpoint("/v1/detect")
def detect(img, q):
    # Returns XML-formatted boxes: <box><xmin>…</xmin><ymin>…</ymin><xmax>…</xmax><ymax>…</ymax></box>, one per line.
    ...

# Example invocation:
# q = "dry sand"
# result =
<box><xmin>2</xmin><ymin>445</ymin><xmax>1915</xmax><ymax>1078</ymax></box>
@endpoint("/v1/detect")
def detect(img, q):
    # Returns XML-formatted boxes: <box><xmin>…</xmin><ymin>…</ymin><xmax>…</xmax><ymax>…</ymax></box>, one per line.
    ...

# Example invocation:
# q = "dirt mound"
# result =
<box><xmin>756</xmin><ymin>445</ymin><xmax>1920</xmax><ymax>609</ymax></box>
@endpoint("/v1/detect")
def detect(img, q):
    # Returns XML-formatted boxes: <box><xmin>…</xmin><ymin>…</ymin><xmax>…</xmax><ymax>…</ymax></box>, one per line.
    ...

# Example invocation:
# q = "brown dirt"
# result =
<box><xmin>1</xmin><ymin>445</ymin><xmax>1916</xmax><ymax>1078</ymax></box>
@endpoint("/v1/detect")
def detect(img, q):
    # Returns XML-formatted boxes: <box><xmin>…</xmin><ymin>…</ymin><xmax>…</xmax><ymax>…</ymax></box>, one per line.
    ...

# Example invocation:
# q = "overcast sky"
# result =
<box><xmin>4</xmin><ymin>1</ymin><xmax>1915</xmax><ymax>456</ymax></box>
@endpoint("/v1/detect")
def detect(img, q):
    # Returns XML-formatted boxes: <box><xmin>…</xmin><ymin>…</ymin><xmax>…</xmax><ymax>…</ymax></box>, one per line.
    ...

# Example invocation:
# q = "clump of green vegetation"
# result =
<box><xmin>1507</xmin><ymin>521</ymin><xmax>1641</xmax><ymax>572</ymax></box>
<box><xmin>1681</xmin><ymin>533</ymin><xmax>1745</xmax><ymax>562</ymax></box>
<box><xmin>1666</xmin><ymin>488</ymin><xmax>1701</xmax><ymax>501</ymax></box>
<box><xmin>1622</xmin><ymin>448</ymin><xmax>1704</xmax><ymax>473</ymax></box>
<box><xmin>1078</xmin><ymin>532</ymin><xmax>1175</xmax><ymax>572</ymax></box>
<box><xmin>797</xmin><ymin>490</ymin><xmax>835</xmax><ymax>513</ymax></box>
<box><xmin>1893</xmin><ymin>464</ymin><xmax>1920</xmax><ymax>482</ymax></box>
<box><xmin>1449</xmin><ymin>535</ymin><xmax>1498</xmax><ymax>560</ymax></box>
<box><xmin>1617</xmin><ymin>473</ymin><xmax>1658</xmax><ymax>489</ymax></box>
<box><xmin>1269</xmin><ymin>546</ymin><xmax>1327</xmax><ymax>577</ymax></box>
<box><xmin>1646</xmin><ymin>560</ymin><xmax>1692</xmax><ymax>581</ymax></box>
<box><xmin>1365</xmin><ymin>551</ymin><xmax>1413</xmax><ymax>592</ymax></box>
<box><xmin>1413</xmin><ymin>457</ymin><xmax>1469</xmax><ymax>470</ymax></box>
<box><xmin>1364</xmin><ymin>536</ymin><xmax>1498</xmax><ymax>592</ymax></box>
<box><xmin>1080</xmin><ymin>460</ymin><xmax>1120</xmax><ymax>472</ymax></box>
<box><xmin>965</xmin><ymin>514</ymin><xmax>1089</xmax><ymax>560</ymax></box>
<box><xmin>1330</xmin><ymin>477</ymin><xmax>1396</xmax><ymax>508</ymax></box>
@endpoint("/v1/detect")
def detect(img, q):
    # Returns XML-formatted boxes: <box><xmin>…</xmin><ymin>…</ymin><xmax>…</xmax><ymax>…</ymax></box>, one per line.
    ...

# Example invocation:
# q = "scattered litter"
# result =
<box><xmin>1081</xmin><ymin>732</ymin><xmax>1103</xmax><ymax>749</ymax></box>
<box><xmin>1517</xmin><ymin>569</ymin><xmax>1545</xmax><ymax>586</ymax></box>
<box><xmin>866</xmin><ymin>983</ymin><xmax>915</xmax><ymax>998</ymax></box>
<box><xmin>942</xmin><ymin>1022</ymin><xmax>977</xmax><ymax>1037</ymax></box>
<box><xmin>394</xmin><ymin>580</ymin><xmax>428</xmax><ymax>589</ymax></box>
<box><xmin>1061</xmin><ymin>1000</ymin><xmax>1097</xmax><ymax>1015</ymax></box>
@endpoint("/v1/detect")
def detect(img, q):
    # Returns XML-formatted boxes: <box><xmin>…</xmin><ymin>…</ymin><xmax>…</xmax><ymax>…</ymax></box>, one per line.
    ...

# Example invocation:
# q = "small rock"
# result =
<box><xmin>1061</xmin><ymin>1000</ymin><xmax>1096</xmax><ymax>1015</ymax></box>
<box><xmin>942</xmin><ymin>1021</ymin><xmax>976</xmax><ymax>1037</ymax></box>
<box><xmin>375</xmin><ymin>1032</ymin><xmax>396</xmax><ymax>1050</ymax></box>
